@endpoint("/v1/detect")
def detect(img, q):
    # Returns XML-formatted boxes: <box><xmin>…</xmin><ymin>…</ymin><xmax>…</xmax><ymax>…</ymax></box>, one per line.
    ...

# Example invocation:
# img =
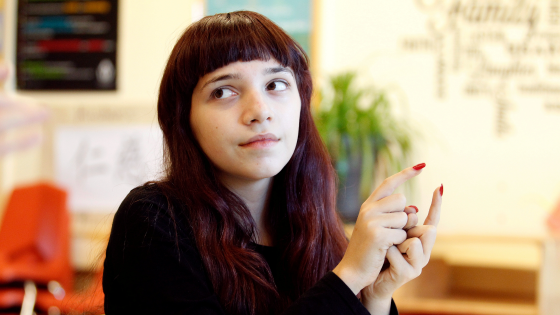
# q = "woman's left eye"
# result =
<box><xmin>266</xmin><ymin>81</ymin><xmax>288</xmax><ymax>91</ymax></box>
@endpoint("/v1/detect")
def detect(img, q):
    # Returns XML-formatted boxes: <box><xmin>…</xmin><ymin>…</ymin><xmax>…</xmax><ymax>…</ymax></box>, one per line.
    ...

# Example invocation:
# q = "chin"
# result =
<box><xmin>244</xmin><ymin>164</ymin><xmax>286</xmax><ymax>180</ymax></box>
<box><xmin>249</xmin><ymin>169</ymin><xmax>283</xmax><ymax>180</ymax></box>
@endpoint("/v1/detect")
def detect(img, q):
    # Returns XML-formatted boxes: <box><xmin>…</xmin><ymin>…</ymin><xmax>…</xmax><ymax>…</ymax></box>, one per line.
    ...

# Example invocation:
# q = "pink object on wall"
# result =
<box><xmin>547</xmin><ymin>198</ymin><xmax>560</xmax><ymax>236</ymax></box>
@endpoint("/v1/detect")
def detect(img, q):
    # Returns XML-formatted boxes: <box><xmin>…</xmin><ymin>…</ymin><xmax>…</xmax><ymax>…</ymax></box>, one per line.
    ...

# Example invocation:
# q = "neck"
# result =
<box><xmin>219</xmin><ymin>174</ymin><xmax>273</xmax><ymax>246</ymax></box>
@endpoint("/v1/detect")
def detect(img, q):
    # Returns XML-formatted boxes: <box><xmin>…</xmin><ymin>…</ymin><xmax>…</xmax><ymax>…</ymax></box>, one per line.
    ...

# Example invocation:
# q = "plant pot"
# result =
<box><xmin>336</xmin><ymin>151</ymin><xmax>362</xmax><ymax>222</ymax></box>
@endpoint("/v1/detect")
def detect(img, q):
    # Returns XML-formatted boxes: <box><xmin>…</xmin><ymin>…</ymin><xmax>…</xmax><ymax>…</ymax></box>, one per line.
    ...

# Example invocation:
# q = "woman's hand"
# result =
<box><xmin>360</xmin><ymin>184</ymin><xmax>443</xmax><ymax>314</ymax></box>
<box><xmin>332</xmin><ymin>165</ymin><xmax>425</xmax><ymax>295</ymax></box>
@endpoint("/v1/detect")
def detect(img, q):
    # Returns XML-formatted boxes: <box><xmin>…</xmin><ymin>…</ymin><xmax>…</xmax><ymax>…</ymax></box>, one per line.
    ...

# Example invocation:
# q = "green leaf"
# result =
<box><xmin>313</xmin><ymin>71</ymin><xmax>418</xmax><ymax>205</ymax></box>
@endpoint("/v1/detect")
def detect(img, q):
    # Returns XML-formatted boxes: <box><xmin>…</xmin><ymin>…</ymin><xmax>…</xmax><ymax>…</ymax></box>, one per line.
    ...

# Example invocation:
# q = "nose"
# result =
<box><xmin>241</xmin><ymin>90</ymin><xmax>272</xmax><ymax>125</ymax></box>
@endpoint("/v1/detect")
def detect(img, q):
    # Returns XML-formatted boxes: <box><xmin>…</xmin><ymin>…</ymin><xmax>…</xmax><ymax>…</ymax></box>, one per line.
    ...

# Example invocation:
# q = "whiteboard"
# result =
<box><xmin>54</xmin><ymin>125</ymin><xmax>163</xmax><ymax>212</ymax></box>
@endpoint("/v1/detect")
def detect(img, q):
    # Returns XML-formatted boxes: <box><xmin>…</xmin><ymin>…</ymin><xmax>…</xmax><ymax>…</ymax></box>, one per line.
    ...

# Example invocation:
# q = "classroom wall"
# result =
<box><xmin>3</xmin><ymin>0</ymin><xmax>559</xmax><ymax>239</ymax></box>
<box><xmin>0</xmin><ymin>0</ymin><xmax>199</xmax><ymax>192</ymax></box>
<box><xmin>319</xmin><ymin>0</ymin><xmax>560</xmax><ymax>238</ymax></box>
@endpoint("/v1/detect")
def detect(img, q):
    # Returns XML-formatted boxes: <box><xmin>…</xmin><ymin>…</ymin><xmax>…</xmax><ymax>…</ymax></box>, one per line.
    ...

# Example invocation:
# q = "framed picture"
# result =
<box><xmin>16</xmin><ymin>0</ymin><xmax>118</xmax><ymax>90</ymax></box>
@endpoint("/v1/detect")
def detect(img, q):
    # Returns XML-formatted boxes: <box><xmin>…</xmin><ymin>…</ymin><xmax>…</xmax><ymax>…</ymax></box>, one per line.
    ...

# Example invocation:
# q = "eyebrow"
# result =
<box><xmin>201</xmin><ymin>66</ymin><xmax>295</xmax><ymax>91</ymax></box>
<box><xmin>201</xmin><ymin>73</ymin><xmax>242</xmax><ymax>90</ymax></box>
<box><xmin>264</xmin><ymin>66</ymin><xmax>295</xmax><ymax>77</ymax></box>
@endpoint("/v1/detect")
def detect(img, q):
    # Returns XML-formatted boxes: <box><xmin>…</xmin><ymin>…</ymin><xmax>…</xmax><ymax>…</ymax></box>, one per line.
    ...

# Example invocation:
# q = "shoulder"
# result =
<box><xmin>109</xmin><ymin>183</ymin><xmax>193</xmax><ymax>246</ymax></box>
<box><xmin>117</xmin><ymin>183</ymin><xmax>169</xmax><ymax>217</ymax></box>
<box><xmin>104</xmin><ymin>185</ymin><xmax>221</xmax><ymax>313</ymax></box>
<box><xmin>105</xmin><ymin>183</ymin><xmax>199</xmax><ymax>277</ymax></box>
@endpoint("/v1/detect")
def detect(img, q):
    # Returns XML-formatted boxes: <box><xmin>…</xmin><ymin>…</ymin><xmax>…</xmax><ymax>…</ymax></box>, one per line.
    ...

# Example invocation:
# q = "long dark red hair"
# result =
<box><xmin>155</xmin><ymin>11</ymin><xmax>348</xmax><ymax>315</ymax></box>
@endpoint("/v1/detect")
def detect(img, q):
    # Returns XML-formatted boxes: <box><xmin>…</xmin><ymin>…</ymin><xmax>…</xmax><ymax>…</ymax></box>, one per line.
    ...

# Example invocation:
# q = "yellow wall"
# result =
<box><xmin>0</xmin><ymin>0</ymin><xmax>200</xmax><ymax>192</ymax></box>
<box><xmin>2</xmin><ymin>0</ymin><xmax>560</xmax><ymax>239</ymax></box>
<box><xmin>318</xmin><ymin>0</ymin><xmax>560</xmax><ymax>238</ymax></box>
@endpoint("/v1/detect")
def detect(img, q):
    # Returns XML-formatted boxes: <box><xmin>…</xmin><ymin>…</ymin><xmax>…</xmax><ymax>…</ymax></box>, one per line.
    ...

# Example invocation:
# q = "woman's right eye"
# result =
<box><xmin>212</xmin><ymin>88</ymin><xmax>235</xmax><ymax>99</ymax></box>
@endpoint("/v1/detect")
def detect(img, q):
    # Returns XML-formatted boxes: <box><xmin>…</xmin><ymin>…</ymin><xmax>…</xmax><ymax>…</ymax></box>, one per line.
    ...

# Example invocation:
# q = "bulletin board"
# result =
<box><xmin>42</xmin><ymin>103</ymin><xmax>161</xmax><ymax>213</ymax></box>
<box><xmin>206</xmin><ymin>0</ymin><xmax>313</xmax><ymax>54</ymax></box>
<box><xmin>54</xmin><ymin>125</ymin><xmax>162</xmax><ymax>212</ymax></box>
<box><xmin>16</xmin><ymin>0</ymin><xmax>118</xmax><ymax>90</ymax></box>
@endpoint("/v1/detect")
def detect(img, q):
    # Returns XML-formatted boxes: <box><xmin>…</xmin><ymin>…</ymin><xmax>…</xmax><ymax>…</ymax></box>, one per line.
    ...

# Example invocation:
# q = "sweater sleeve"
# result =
<box><xmin>283</xmin><ymin>272</ymin><xmax>398</xmax><ymax>315</ymax></box>
<box><xmin>103</xmin><ymin>187</ymin><xmax>399</xmax><ymax>315</ymax></box>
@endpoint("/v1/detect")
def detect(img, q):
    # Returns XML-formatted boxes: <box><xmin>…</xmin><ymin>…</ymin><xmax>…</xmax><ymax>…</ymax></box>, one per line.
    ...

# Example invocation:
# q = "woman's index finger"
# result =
<box><xmin>424</xmin><ymin>185</ymin><xmax>443</xmax><ymax>227</ymax></box>
<box><xmin>366</xmin><ymin>163</ymin><xmax>426</xmax><ymax>203</ymax></box>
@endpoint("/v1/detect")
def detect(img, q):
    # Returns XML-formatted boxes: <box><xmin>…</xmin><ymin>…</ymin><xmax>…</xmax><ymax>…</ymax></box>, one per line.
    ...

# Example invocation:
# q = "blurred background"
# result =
<box><xmin>1</xmin><ymin>0</ymin><xmax>560</xmax><ymax>314</ymax></box>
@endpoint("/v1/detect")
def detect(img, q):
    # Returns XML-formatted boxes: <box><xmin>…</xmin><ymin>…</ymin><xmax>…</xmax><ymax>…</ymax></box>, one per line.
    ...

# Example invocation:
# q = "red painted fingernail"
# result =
<box><xmin>413</xmin><ymin>163</ymin><xmax>426</xmax><ymax>170</ymax></box>
<box><xmin>409</xmin><ymin>205</ymin><xmax>419</xmax><ymax>213</ymax></box>
<box><xmin>440</xmin><ymin>184</ymin><xmax>444</xmax><ymax>196</ymax></box>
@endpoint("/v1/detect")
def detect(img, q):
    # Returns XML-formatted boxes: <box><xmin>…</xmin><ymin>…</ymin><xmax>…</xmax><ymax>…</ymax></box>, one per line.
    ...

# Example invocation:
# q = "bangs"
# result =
<box><xmin>185</xmin><ymin>11</ymin><xmax>308</xmax><ymax>80</ymax></box>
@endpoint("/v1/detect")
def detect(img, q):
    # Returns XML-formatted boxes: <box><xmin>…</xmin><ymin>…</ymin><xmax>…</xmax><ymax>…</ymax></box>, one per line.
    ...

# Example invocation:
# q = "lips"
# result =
<box><xmin>240</xmin><ymin>133</ymin><xmax>279</xmax><ymax>146</ymax></box>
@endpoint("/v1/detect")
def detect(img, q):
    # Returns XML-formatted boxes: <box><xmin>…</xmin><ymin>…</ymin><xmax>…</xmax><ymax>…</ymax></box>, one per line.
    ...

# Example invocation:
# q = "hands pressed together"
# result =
<box><xmin>332</xmin><ymin>163</ymin><xmax>442</xmax><ymax>314</ymax></box>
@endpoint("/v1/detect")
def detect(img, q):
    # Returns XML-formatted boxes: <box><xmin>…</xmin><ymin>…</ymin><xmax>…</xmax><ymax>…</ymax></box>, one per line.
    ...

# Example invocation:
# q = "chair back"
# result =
<box><xmin>0</xmin><ymin>183</ymin><xmax>72</xmax><ymax>290</ymax></box>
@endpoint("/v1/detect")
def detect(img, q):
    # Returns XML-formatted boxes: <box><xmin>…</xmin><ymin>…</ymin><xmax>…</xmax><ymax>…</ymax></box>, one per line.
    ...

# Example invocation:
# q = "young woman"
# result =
<box><xmin>103</xmin><ymin>11</ymin><xmax>442</xmax><ymax>315</ymax></box>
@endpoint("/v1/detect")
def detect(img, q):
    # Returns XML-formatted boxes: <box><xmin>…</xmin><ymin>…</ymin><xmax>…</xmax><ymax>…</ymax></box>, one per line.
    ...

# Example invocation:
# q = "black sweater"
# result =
<box><xmin>103</xmin><ymin>186</ymin><xmax>398</xmax><ymax>315</ymax></box>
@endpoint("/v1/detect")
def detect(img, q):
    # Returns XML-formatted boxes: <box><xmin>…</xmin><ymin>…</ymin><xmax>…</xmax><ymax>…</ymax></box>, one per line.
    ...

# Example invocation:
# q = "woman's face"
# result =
<box><xmin>190</xmin><ymin>59</ymin><xmax>301</xmax><ymax>183</ymax></box>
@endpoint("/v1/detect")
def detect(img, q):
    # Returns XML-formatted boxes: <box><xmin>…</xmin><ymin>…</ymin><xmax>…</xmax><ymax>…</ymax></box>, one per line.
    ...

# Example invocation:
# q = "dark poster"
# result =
<box><xmin>16</xmin><ymin>0</ymin><xmax>118</xmax><ymax>90</ymax></box>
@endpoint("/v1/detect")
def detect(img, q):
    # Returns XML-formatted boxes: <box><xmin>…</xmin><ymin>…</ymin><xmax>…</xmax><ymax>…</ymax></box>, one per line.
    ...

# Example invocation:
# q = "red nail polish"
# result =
<box><xmin>440</xmin><ymin>184</ymin><xmax>444</xmax><ymax>196</ymax></box>
<box><xmin>409</xmin><ymin>205</ymin><xmax>419</xmax><ymax>213</ymax></box>
<box><xmin>413</xmin><ymin>163</ymin><xmax>426</xmax><ymax>170</ymax></box>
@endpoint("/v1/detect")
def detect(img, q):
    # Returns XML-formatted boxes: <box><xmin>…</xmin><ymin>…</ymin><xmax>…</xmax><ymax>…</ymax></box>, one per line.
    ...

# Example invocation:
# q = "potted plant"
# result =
<box><xmin>314</xmin><ymin>72</ymin><xmax>414</xmax><ymax>221</ymax></box>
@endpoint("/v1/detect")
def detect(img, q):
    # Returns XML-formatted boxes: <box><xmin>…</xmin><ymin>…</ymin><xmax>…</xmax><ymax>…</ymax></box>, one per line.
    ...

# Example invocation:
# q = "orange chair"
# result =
<box><xmin>0</xmin><ymin>182</ymin><xmax>73</xmax><ymax>312</ymax></box>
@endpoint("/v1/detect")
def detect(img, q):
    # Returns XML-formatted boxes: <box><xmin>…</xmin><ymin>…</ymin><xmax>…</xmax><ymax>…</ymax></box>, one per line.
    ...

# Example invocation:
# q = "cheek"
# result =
<box><xmin>196</xmin><ymin>121</ymin><xmax>224</xmax><ymax>147</ymax></box>
<box><xmin>191</xmin><ymin>114</ymin><xmax>230</xmax><ymax>160</ymax></box>
<box><xmin>280</xmin><ymin>102</ymin><xmax>301</xmax><ymax>155</ymax></box>
<box><xmin>290</xmin><ymin>102</ymin><xmax>302</xmax><ymax>137</ymax></box>
<box><xmin>190</xmin><ymin>109</ymin><xmax>215</xmax><ymax>147</ymax></box>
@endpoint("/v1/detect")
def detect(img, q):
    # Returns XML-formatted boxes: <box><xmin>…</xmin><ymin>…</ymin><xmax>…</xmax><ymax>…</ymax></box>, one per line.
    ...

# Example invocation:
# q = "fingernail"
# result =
<box><xmin>409</xmin><ymin>205</ymin><xmax>419</xmax><ymax>213</ymax></box>
<box><xmin>440</xmin><ymin>184</ymin><xmax>444</xmax><ymax>196</ymax></box>
<box><xmin>413</xmin><ymin>163</ymin><xmax>426</xmax><ymax>170</ymax></box>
